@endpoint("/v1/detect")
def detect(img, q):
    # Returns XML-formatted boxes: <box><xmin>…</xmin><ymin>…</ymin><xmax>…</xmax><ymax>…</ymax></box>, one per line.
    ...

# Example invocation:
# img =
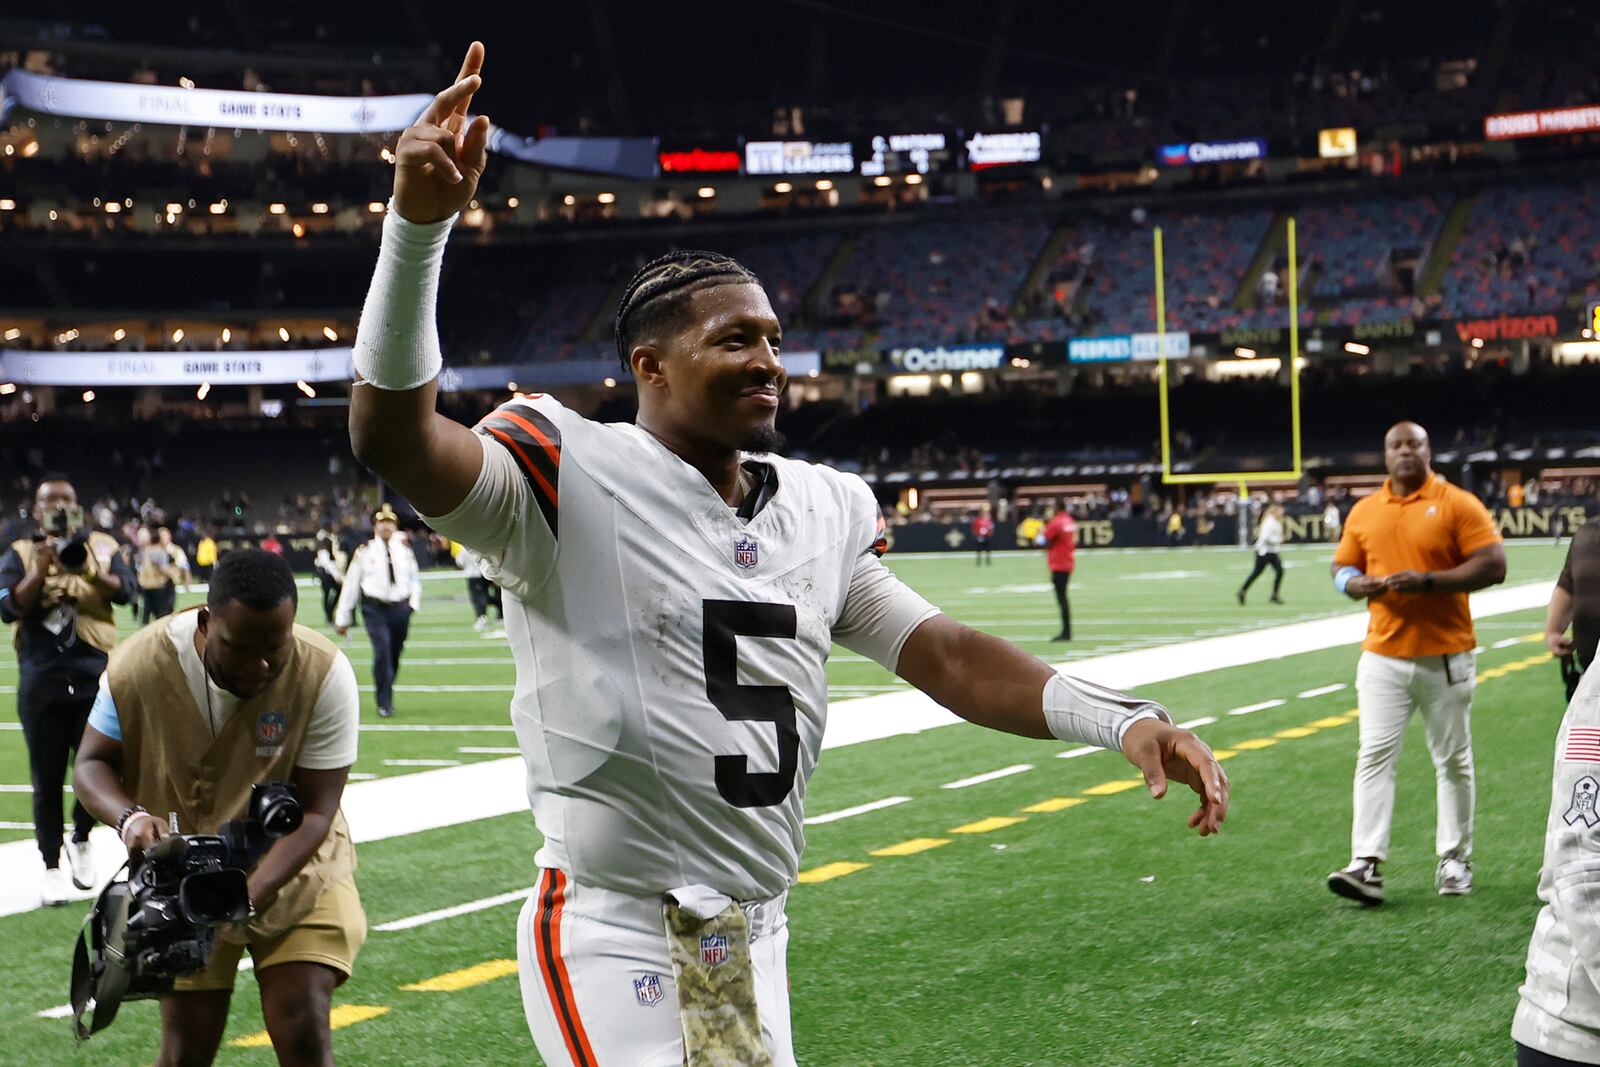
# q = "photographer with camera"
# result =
<box><xmin>0</xmin><ymin>475</ymin><xmax>135</xmax><ymax>905</ymax></box>
<box><xmin>73</xmin><ymin>549</ymin><xmax>364</xmax><ymax>1066</ymax></box>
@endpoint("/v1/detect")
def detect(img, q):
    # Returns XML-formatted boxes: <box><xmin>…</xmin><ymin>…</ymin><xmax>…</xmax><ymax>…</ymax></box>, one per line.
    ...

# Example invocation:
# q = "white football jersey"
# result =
<box><xmin>1514</xmin><ymin>663</ymin><xmax>1600</xmax><ymax>1063</ymax></box>
<box><xmin>424</xmin><ymin>394</ymin><xmax>938</xmax><ymax>900</ymax></box>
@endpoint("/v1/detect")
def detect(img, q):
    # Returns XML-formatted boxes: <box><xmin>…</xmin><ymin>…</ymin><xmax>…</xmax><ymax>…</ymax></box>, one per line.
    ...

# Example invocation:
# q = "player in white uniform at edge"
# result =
<box><xmin>348</xmin><ymin>43</ymin><xmax>1230</xmax><ymax>1066</ymax></box>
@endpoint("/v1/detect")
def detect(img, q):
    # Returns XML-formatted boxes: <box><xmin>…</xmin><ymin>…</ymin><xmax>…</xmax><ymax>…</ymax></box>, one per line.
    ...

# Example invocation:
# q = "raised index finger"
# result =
<box><xmin>451</xmin><ymin>41</ymin><xmax>485</xmax><ymax>119</ymax></box>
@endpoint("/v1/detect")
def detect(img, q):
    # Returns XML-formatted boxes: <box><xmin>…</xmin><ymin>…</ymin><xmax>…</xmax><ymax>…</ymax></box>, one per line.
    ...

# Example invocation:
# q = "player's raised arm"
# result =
<box><xmin>348</xmin><ymin>42</ymin><xmax>494</xmax><ymax>517</ymax></box>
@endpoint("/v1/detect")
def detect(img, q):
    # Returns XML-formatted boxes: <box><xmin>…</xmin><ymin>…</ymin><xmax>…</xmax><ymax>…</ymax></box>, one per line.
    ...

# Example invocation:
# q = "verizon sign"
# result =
<box><xmin>1485</xmin><ymin>105</ymin><xmax>1600</xmax><ymax>140</ymax></box>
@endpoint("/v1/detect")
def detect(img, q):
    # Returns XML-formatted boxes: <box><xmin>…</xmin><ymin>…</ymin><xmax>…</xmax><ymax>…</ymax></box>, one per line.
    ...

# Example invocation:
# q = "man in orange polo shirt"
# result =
<box><xmin>1326</xmin><ymin>421</ymin><xmax>1506</xmax><ymax>905</ymax></box>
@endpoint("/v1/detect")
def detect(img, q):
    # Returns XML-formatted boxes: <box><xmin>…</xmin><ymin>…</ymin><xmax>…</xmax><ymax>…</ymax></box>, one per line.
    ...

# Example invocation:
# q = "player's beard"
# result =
<box><xmin>739</xmin><ymin>421</ymin><xmax>787</xmax><ymax>454</ymax></box>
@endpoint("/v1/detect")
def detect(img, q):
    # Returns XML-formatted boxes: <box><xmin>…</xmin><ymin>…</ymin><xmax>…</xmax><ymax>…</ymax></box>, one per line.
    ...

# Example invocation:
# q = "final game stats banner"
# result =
<box><xmin>0</xmin><ymin>349</ymin><xmax>355</xmax><ymax>386</ymax></box>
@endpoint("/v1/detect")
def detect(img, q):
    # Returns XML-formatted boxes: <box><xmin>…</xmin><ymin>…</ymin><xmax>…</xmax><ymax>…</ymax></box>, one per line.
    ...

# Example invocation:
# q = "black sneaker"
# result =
<box><xmin>1270</xmin><ymin>595</ymin><xmax>1284</xmax><ymax>604</ymax></box>
<box><xmin>1328</xmin><ymin>858</ymin><xmax>1384</xmax><ymax>906</ymax></box>
<box><xmin>1051</xmin><ymin>631</ymin><xmax>1071</xmax><ymax>641</ymax></box>
<box><xmin>1236</xmin><ymin>590</ymin><xmax>1246</xmax><ymax>605</ymax></box>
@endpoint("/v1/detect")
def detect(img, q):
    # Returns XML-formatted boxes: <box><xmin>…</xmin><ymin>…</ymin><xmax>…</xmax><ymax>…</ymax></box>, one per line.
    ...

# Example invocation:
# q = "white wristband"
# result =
<box><xmin>352</xmin><ymin>199</ymin><xmax>456</xmax><ymax>391</ymax></box>
<box><xmin>120</xmin><ymin>811</ymin><xmax>158</xmax><ymax>849</ymax></box>
<box><xmin>1041</xmin><ymin>673</ymin><xmax>1173</xmax><ymax>753</ymax></box>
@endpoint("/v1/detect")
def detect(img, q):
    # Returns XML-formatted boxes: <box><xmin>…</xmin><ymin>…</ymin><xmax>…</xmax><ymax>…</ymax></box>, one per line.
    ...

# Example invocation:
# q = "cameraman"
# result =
<box><xmin>0</xmin><ymin>475</ymin><xmax>134</xmax><ymax>905</ymax></box>
<box><xmin>74</xmin><ymin>549</ymin><xmax>364</xmax><ymax>1067</ymax></box>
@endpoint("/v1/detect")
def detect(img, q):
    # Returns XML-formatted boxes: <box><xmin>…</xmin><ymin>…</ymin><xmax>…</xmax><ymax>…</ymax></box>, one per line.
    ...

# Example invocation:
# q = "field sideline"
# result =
<box><xmin>0</xmin><ymin>541</ymin><xmax>1577</xmax><ymax>1065</ymax></box>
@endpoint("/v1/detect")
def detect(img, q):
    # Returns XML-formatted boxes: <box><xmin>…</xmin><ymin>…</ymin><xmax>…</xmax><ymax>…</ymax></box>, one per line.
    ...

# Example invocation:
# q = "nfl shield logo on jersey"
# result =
<box><xmin>700</xmin><ymin>933</ymin><xmax>729</xmax><ymax>968</ymax></box>
<box><xmin>733</xmin><ymin>536</ymin><xmax>759</xmax><ymax>570</ymax></box>
<box><xmin>633</xmin><ymin>973</ymin><xmax>665</xmax><ymax>1007</ymax></box>
<box><xmin>256</xmin><ymin>711</ymin><xmax>287</xmax><ymax>746</ymax></box>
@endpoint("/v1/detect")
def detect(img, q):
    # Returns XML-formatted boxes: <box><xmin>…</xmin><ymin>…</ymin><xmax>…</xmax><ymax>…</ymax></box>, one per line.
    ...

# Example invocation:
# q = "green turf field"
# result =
<box><xmin>0</xmin><ymin>541</ymin><xmax>1576</xmax><ymax>1065</ymax></box>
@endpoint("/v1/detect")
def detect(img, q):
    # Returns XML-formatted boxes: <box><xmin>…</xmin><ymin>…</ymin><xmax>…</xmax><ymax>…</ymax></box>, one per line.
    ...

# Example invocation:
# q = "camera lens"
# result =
<box><xmin>58</xmin><ymin>536</ymin><xmax>89</xmax><ymax>570</ymax></box>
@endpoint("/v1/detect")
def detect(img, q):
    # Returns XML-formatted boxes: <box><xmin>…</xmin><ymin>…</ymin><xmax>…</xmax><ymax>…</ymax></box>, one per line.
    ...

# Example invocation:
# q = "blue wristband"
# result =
<box><xmin>1334</xmin><ymin>566</ymin><xmax>1362</xmax><ymax>594</ymax></box>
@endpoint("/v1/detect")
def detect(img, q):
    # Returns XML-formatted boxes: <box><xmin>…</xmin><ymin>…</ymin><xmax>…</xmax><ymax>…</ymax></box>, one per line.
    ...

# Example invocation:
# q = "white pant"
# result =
<box><xmin>516</xmin><ymin>867</ymin><xmax>796</xmax><ymax>1067</ymax></box>
<box><xmin>1351</xmin><ymin>649</ymin><xmax>1477</xmax><ymax>862</ymax></box>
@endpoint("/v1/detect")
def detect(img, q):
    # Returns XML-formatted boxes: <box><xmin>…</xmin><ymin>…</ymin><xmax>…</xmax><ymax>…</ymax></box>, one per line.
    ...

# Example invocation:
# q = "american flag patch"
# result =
<box><xmin>1565</xmin><ymin>728</ymin><xmax>1600</xmax><ymax>763</ymax></box>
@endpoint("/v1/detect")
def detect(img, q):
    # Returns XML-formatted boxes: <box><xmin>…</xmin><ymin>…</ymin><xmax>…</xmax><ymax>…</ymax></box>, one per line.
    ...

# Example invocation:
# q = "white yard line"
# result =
<box><xmin>372</xmin><ymin>887</ymin><xmax>532</xmax><ymax>932</ymax></box>
<box><xmin>1296</xmin><ymin>684</ymin><xmax>1347</xmax><ymax>699</ymax></box>
<box><xmin>382</xmin><ymin>759</ymin><xmax>461</xmax><ymax>767</ymax></box>
<box><xmin>457</xmin><ymin>747</ymin><xmax>522</xmax><ymax>755</ymax></box>
<box><xmin>1177</xmin><ymin>716</ymin><xmax>1218</xmax><ymax>729</ymax></box>
<box><xmin>1228</xmin><ymin>699</ymin><xmax>1288</xmax><ymax>716</ymax></box>
<box><xmin>941</xmin><ymin>765</ymin><xmax>1034</xmax><ymax>789</ymax></box>
<box><xmin>1055</xmin><ymin>746</ymin><xmax>1101</xmax><ymax>760</ymax></box>
<box><xmin>0</xmin><ymin>579</ymin><xmax>1555</xmax><ymax>920</ymax></box>
<box><xmin>803</xmin><ymin>796</ymin><xmax>912</xmax><ymax>826</ymax></box>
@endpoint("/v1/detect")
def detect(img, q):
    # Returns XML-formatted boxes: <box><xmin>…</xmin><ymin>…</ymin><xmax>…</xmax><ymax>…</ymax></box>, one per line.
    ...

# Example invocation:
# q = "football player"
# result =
<box><xmin>348</xmin><ymin>42</ymin><xmax>1229</xmax><ymax>1066</ymax></box>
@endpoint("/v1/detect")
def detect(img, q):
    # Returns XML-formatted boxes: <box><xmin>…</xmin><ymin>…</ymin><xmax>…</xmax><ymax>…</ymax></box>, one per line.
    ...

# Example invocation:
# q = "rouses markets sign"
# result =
<box><xmin>887</xmin><ymin>344</ymin><xmax>1005</xmax><ymax>372</ymax></box>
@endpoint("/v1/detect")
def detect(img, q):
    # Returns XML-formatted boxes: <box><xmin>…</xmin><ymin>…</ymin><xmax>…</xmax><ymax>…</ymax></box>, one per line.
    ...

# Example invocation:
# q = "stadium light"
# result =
<box><xmin>112</xmin><ymin>328</ymin><xmax>126</xmax><ymax>341</ymax></box>
<box><xmin>507</xmin><ymin>381</ymin><xmax>518</xmax><ymax>391</ymax></box>
<box><xmin>124</xmin><ymin>198</ymin><xmax>132</xmax><ymax>208</ymax></box>
<box><xmin>507</xmin><ymin>196</ymin><xmax>520</xmax><ymax>208</ymax></box>
<box><xmin>905</xmin><ymin>173</ymin><xmax>924</xmax><ymax>185</ymax></box>
<box><xmin>48</xmin><ymin>209</ymin><xmax>57</xmax><ymax>221</ymax></box>
<box><xmin>311</xmin><ymin>202</ymin><xmax>329</xmax><ymax>214</ymax></box>
<box><xmin>774</xmin><ymin>182</ymin><xmax>793</xmax><ymax>194</ymax></box>
<box><xmin>166</xmin><ymin>202</ymin><xmax>183</xmax><ymax>213</ymax></box>
<box><xmin>23</xmin><ymin>141</ymin><xmax>38</xmax><ymax>157</ymax></box>
<box><xmin>0</xmin><ymin>383</ymin><xmax>14</xmax><ymax>395</ymax></box>
<box><xmin>815</xmin><ymin>179</ymin><xmax>834</xmax><ymax>191</ymax></box>
<box><xmin>178</xmin><ymin>76</ymin><xmax>195</xmax><ymax>89</ymax></box>
<box><xmin>873</xmin><ymin>176</ymin><xmax>892</xmax><ymax>187</ymax></box>
<box><xmin>221</xmin><ymin>327</ymin><xmax>231</xmax><ymax>343</ymax></box>
<box><xmin>2</xmin><ymin>145</ymin><xmax>10</xmax><ymax>156</ymax></box>
<box><xmin>278</xmin><ymin>327</ymin><xmax>290</xmax><ymax>342</ymax></box>
<box><xmin>292</xmin><ymin>223</ymin><xmax>305</xmax><ymax>237</ymax></box>
<box><xmin>323</xmin><ymin>326</ymin><xmax>338</xmax><ymax>341</ymax></box>
<box><xmin>296</xmin><ymin>380</ymin><xmax>316</xmax><ymax>397</ymax></box>
<box><xmin>1235</xmin><ymin>347</ymin><xmax>1257</xmax><ymax>359</ymax></box>
<box><xmin>367</xmin><ymin>201</ymin><xmax>385</xmax><ymax>213</ymax></box>
<box><xmin>597</xmin><ymin>192</ymin><xmax>616</xmax><ymax>204</ymax></box>
<box><xmin>1344</xmin><ymin>342</ymin><xmax>1371</xmax><ymax>355</ymax></box>
<box><xmin>82</xmin><ymin>390</ymin><xmax>95</xmax><ymax>403</ymax></box>
<box><xmin>603</xmin><ymin>377</ymin><xmax>617</xmax><ymax>388</ymax></box>
<box><xmin>268</xmin><ymin>202</ymin><xmax>286</xmax><ymax>214</ymax></box>
<box><xmin>196</xmin><ymin>382</ymin><xmax>210</xmax><ymax>400</ymax></box>
<box><xmin>697</xmin><ymin>187</ymin><xmax>716</xmax><ymax>198</ymax></box>
<box><xmin>104</xmin><ymin>202</ymin><xmax>121</xmax><ymax>214</ymax></box>
<box><xmin>807</xmin><ymin>368</ymin><xmax>820</xmax><ymax>378</ymax></box>
<box><xmin>172</xmin><ymin>328</ymin><xmax>184</xmax><ymax>343</ymax></box>
<box><xmin>0</xmin><ymin>199</ymin><xmax>13</xmax><ymax>211</ymax></box>
<box><xmin>3</xmin><ymin>328</ymin><xmax>19</xmax><ymax>340</ymax></box>
<box><xmin>562</xmin><ymin>194</ymin><xmax>576</xmax><ymax>206</ymax></box>
<box><xmin>208</xmin><ymin>200</ymin><xmax>227</xmax><ymax>214</ymax></box>
<box><xmin>1471</xmin><ymin>337</ymin><xmax>1485</xmax><ymax>348</ymax></box>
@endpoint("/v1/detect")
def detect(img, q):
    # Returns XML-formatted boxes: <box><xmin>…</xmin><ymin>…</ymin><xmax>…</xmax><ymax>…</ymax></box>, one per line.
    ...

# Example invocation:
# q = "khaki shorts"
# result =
<box><xmin>174</xmin><ymin>876</ymin><xmax>367</xmax><ymax>992</ymax></box>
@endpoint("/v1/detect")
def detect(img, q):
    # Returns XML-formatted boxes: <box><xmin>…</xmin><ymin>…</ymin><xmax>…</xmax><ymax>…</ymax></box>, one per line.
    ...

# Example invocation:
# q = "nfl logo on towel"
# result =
<box><xmin>733</xmin><ymin>536</ymin><xmax>759</xmax><ymax>570</ymax></box>
<box><xmin>700</xmin><ymin>933</ymin><xmax>729</xmax><ymax>968</ymax></box>
<box><xmin>633</xmin><ymin>973</ymin><xmax>665</xmax><ymax>1007</ymax></box>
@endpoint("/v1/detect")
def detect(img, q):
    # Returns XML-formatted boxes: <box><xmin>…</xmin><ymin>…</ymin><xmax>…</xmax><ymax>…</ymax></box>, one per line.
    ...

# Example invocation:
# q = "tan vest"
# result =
<box><xmin>107</xmin><ymin>609</ymin><xmax>356</xmax><ymax>940</ymax></box>
<box><xmin>9</xmin><ymin>533</ymin><xmax>121</xmax><ymax>655</ymax></box>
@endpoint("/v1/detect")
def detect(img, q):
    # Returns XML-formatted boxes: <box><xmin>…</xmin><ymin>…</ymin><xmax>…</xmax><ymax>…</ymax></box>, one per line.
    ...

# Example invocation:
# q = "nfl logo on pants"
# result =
<box><xmin>700</xmin><ymin>933</ymin><xmax>729</xmax><ymax>968</ymax></box>
<box><xmin>634</xmin><ymin>973</ymin><xmax>664</xmax><ymax>1007</ymax></box>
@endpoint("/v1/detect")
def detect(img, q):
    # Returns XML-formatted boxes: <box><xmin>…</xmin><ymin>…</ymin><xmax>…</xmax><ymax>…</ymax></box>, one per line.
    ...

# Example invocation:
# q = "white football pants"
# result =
<box><xmin>1351</xmin><ymin>649</ymin><xmax>1477</xmax><ymax>862</ymax></box>
<box><xmin>516</xmin><ymin>867</ymin><xmax>797</xmax><ymax>1067</ymax></box>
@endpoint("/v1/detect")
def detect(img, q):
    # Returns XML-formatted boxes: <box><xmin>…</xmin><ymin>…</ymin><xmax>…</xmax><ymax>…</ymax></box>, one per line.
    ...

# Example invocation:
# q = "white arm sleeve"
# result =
<box><xmin>352</xmin><ymin>202</ymin><xmax>456</xmax><ymax>390</ymax></box>
<box><xmin>419</xmin><ymin>432</ymin><xmax>556</xmax><ymax>592</ymax></box>
<box><xmin>297</xmin><ymin>651</ymin><xmax>360</xmax><ymax>770</ymax></box>
<box><xmin>832</xmin><ymin>553</ymin><xmax>941</xmax><ymax>672</ymax></box>
<box><xmin>1042</xmin><ymin>673</ymin><xmax>1172</xmax><ymax>753</ymax></box>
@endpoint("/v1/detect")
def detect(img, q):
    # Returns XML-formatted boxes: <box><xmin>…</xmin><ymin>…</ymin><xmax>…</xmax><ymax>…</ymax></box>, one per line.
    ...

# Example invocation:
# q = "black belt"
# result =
<box><xmin>361</xmin><ymin>596</ymin><xmax>409</xmax><ymax>608</ymax></box>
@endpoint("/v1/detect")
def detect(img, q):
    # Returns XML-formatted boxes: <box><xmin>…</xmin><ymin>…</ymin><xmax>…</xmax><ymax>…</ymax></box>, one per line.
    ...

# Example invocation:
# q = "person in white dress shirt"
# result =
<box><xmin>334</xmin><ymin>504</ymin><xmax>420</xmax><ymax>717</ymax></box>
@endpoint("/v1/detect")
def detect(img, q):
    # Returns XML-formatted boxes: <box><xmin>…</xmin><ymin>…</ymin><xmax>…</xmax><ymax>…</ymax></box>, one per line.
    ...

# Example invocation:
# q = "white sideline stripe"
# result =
<box><xmin>0</xmin><ymin>821</ymin><xmax>36</xmax><ymax>830</ymax></box>
<box><xmin>457</xmin><ymin>747</ymin><xmax>522</xmax><ymax>755</ymax></box>
<box><xmin>358</xmin><ymin>684</ymin><xmax>515</xmax><ymax>693</ymax></box>
<box><xmin>1055</xmin><ymin>746</ymin><xmax>1100</xmax><ymax>760</ymax></box>
<box><xmin>349</xmin><ymin>773</ymin><xmax>379</xmax><ymax>781</ymax></box>
<box><xmin>0</xmin><ymin>785</ymin><xmax>68</xmax><ymax>793</ymax></box>
<box><xmin>373</xmin><ymin>887</ymin><xmax>532</xmax><ymax>932</ymax></box>
<box><xmin>0</xmin><ymin>579</ymin><xmax>1554</xmax><ymax>920</ymax></box>
<box><xmin>1492</xmin><ymin>637</ymin><xmax>1526</xmax><ymax>649</ymax></box>
<box><xmin>804</xmin><ymin>796</ymin><xmax>912</xmax><ymax>825</ymax></box>
<box><xmin>1296</xmin><ymin>684</ymin><xmax>1347</xmax><ymax>699</ymax></box>
<box><xmin>941</xmin><ymin>764</ymin><xmax>1033</xmax><ymax>789</ymax></box>
<box><xmin>359</xmin><ymin>724</ymin><xmax>514</xmax><ymax>732</ymax></box>
<box><xmin>1177</xmin><ymin>716</ymin><xmax>1217</xmax><ymax>729</ymax></box>
<box><xmin>382</xmin><ymin>758</ymin><xmax>461</xmax><ymax>767</ymax></box>
<box><xmin>1229</xmin><ymin>699</ymin><xmax>1287</xmax><ymax>716</ymax></box>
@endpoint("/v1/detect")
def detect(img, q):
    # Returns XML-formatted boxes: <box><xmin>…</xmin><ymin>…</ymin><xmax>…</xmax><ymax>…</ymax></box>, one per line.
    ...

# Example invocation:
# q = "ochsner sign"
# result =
<box><xmin>888</xmin><ymin>344</ymin><xmax>1005</xmax><ymax>372</ymax></box>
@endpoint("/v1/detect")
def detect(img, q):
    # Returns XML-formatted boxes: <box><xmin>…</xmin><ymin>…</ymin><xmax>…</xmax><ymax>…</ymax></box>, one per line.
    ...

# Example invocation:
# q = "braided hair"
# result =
<box><xmin>613</xmin><ymin>250</ymin><xmax>762</xmax><ymax>371</ymax></box>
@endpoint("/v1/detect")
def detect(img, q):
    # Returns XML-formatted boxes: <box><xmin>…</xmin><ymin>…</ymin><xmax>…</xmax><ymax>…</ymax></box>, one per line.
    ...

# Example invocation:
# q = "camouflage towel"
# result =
<box><xmin>663</xmin><ymin>898</ymin><xmax>772</xmax><ymax>1067</ymax></box>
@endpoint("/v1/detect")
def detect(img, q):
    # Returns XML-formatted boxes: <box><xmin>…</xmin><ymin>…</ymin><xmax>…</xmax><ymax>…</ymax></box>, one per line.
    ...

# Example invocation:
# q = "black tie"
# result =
<box><xmin>385</xmin><ymin>542</ymin><xmax>397</xmax><ymax>591</ymax></box>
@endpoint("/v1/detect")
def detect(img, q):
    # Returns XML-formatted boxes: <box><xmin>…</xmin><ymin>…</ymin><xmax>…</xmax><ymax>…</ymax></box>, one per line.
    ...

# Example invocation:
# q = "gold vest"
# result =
<box><xmin>106</xmin><ymin>609</ymin><xmax>356</xmax><ymax>940</ymax></box>
<box><xmin>8</xmin><ymin>533</ymin><xmax>122</xmax><ymax>655</ymax></box>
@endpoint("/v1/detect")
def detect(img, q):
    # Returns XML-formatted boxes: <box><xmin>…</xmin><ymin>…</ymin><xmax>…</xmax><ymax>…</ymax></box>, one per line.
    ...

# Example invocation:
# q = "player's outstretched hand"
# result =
<box><xmin>394</xmin><ymin>41</ymin><xmax>491</xmax><ymax>224</ymax></box>
<box><xmin>1122</xmin><ymin>719</ymin><xmax>1230</xmax><ymax>836</ymax></box>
